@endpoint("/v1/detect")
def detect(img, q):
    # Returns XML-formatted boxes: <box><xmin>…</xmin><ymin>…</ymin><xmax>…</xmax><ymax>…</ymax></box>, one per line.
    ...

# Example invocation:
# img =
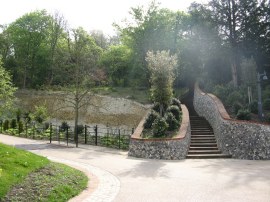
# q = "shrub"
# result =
<box><xmin>226</xmin><ymin>91</ymin><xmax>244</xmax><ymax>106</ymax></box>
<box><xmin>18</xmin><ymin>121</ymin><xmax>24</xmax><ymax>133</ymax></box>
<box><xmin>171</xmin><ymin>98</ymin><xmax>181</xmax><ymax>108</ymax></box>
<box><xmin>10</xmin><ymin>119</ymin><xmax>17</xmax><ymax>129</ymax></box>
<box><xmin>165</xmin><ymin>112</ymin><xmax>180</xmax><ymax>131</ymax></box>
<box><xmin>31</xmin><ymin>105</ymin><xmax>49</xmax><ymax>124</ymax></box>
<box><xmin>152</xmin><ymin>116</ymin><xmax>168</xmax><ymax>137</ymax></box>
<box><xmin>263</xmin><ymin>98</ymin><xmax>270</xmax><ymax>110</ymax></box>
<box><xmin>249</xmin><ymin>100</ymin><xmax>258</xmax><ymax>114</ymax></box>
<box><xmin>213</xmin><ymin>84</ymin><xmax>234</xmax><ymax>101</ymax></box>
<box><xmin>44</xmin><ymin>122</ymin><xmax>50</xmax><ymax>130</ymax></box>
<box><xmin>3</xmin><ymin>120</ymin><xmax>9</xmax><ymax>131</ymax></box>
<box><xmin>76</xmin><ymin>124</ymin><xmax>84</xmax><ymax>134</ymax></box>
<box><xmin>152</xmin><ymin>103</ymin><xmax>160</xmax><ymax>113</ymax></box>
<box><xmin>23</xmin><ymin>112</ymin><xmax>31</xmax><ymax>124</ymax></box>
<box><xmin>265</xmin><ymin>113</ymin><xmax>270</xmax><ymax>123</ymax></box>
<box><xmin>233</xmin><ymin>102</ymin><xmax>243</xmax><ymax>114</ymax></box>
<box><xmin>236</xmin><ymin>109</ymin><xmax>251</xmax><ymax>120</ymax></box>
<box><xmin>60</xmin><ymin>121</ymin><xmax>69</xmax><ymax>131</ymax></box>
<box><xmin>144</xmin><ymin>110</ymin><xmax>159</xmax><ymax>129</ymax></box>
<box><xmin>166</xmin><ymin>105</ymin><xmax>182</xmax><ymax>121</ymax></box>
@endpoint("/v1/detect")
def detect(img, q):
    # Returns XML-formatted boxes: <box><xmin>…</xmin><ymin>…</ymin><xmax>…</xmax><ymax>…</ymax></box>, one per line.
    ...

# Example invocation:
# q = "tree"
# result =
<box><xmin>7</xmin><ymin>10</ymin><xmax>51</xmax><ymax>88</ymax></box>
<box><xmin>0</xmin><ymin>57</ymin><xmax>17</xmax><ymax>116</ymax></box>
<box><xmin>61</xmin><ymin>27</ymin><xmax>102</xmax><ymax>147</ymax></box>
<box><xmin>145</xmin><ymin>50</ymin><xmax>177</xmax><ymax>116</ymax></box>
<box><xmin>116</xmin><ymin>1</ymin><xmax>186</xmax><ymax>87</ymax></box>
<box><xmin>47</xmin><ymin>12</ymin><xmax>67</xmax><ymax>85</ymax></box>
<box><xmin>208</xmin><ymin>0</ymin><xmax>270</xmax><ymax>87</ymax></box>
<box><xmin>100</xmin><ymin>45</ymin><xmax>132</xmax><ymax>86</ymax></box>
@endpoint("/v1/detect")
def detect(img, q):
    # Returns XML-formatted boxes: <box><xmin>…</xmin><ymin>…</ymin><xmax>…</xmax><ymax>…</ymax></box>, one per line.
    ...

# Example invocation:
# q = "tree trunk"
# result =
<box><xmin>231</xmin><ymin>62</ymin><xmax>238</xmax><ymax>88</ymax></box>
<box><xmin>74</xmin><ymin>93</ymin><xmax>79</xmax><ymax>147</ymax></box>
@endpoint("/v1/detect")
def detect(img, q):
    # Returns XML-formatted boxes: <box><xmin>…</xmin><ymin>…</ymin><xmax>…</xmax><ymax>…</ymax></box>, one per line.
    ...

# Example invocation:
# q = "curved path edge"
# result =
<box><xmin>46</xmin><ymin>156</ymin><xmax>120</xmax><ymax>202</ymax></box>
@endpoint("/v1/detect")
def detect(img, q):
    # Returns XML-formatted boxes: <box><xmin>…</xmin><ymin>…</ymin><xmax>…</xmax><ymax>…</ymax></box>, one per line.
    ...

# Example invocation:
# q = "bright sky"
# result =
<box><xmin>0</xmin><ymin>0</ymin><xmax>209</xmax><ymax>36</ymax></box>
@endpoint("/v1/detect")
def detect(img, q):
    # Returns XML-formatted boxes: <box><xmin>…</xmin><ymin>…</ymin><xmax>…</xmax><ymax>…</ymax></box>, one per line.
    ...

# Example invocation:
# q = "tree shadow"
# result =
<box><xmin>118</xmin><ymin>158</ymin><xmax>169</xmax><ymax>178</ymax></box>
<box><xmin>189</xmin><ymin>159</ymin><xmax>270</xmax><ymax>188</ymax></box>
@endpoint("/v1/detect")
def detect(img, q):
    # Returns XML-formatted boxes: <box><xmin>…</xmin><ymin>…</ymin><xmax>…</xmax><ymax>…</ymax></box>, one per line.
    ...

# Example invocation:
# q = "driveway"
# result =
<box><xmin>1</xmin><ymin>134</ymin><xmax>270</xmax><ymax>202</ymax></box>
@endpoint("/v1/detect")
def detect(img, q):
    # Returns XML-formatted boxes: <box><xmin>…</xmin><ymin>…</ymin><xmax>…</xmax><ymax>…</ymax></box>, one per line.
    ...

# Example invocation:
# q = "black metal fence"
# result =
<box><xmin>0</xmin><ymin>120</ymin><xmax>134</xmax><ymax>150</ymax></box>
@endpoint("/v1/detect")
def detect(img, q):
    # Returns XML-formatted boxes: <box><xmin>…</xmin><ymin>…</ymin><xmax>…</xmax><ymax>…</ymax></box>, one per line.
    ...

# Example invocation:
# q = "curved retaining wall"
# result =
<box><xmin>194</xmin><ymin>83</ymin><xmax>270</xmax><ymax>160</ymax></box>
<box><xmin>128</xmin><ymin>105</ymin><xmax>191</xmax><ymax>160</ymax></box>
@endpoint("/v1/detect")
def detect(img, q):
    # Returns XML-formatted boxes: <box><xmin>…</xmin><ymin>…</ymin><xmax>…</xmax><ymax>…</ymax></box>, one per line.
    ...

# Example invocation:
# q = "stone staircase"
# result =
<box><xmin>187</xmin><ymin>115</ymin><xmax>231</xmax><ymax>159</ymax></box>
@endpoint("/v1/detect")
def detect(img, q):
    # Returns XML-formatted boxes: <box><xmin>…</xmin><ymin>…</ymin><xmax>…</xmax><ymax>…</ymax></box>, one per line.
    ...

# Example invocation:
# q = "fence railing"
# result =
<box><xmin>0</xmin><ymin>120</ymin><xmax>134</xmax><ymax>150</ymax></box>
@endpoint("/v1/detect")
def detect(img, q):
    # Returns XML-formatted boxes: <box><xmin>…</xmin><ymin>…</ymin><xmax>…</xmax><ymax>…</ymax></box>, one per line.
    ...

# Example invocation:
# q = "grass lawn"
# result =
<box><xmin>0</xmin><ymin>143</ymin><xmax>88</xmax><ymax>201</ymax></box>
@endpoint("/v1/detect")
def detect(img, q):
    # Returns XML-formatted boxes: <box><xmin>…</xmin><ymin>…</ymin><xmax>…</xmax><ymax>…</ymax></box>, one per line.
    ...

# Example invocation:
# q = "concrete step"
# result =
<box><xmin>191</xmin><ymin>140</ymin><xmax>217</xmax><ymax>143</ymax></box>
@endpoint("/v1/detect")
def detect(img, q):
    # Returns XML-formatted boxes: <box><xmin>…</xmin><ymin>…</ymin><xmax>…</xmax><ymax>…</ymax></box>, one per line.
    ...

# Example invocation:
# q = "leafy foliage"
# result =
<box><xmin>236</xmin><ymin>109</ymin><xmax>251</xmax><ymax>120</ymax></box>
<box><xmin>143</xmin><ymin>110</ymin><xmax>159</xmax><ymax>129</ymax></box>
<box><xmin>263</xmin><ymin>98</ymin><xmax>270</xmax><ymax>110</ymax></box>
<box><xmin>166</xmin><ymin>105</ymin><xmax>182</xmax><ymax>121</ymax></box>
<box><xmin>152</xmin><ymin>116</ymin><xmax>168</xmax><ymax>137</ymax></box>
<box><xmin>0</xmin><ymin>57</ymin><xmax>17</xmax><ymax>116</ymax></box>
<box><xmin>165</xmin><ymin>112</ymin><xmax>180</xmax><ymax>131</ymax></box>
<box><xmin>146</xmin><ymin>50</ymin><xmax>177</xmax><ymax>116</ymax></box>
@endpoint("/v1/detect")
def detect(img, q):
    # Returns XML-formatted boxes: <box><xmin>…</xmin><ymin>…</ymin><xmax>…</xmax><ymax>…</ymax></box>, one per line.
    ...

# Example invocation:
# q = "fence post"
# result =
<box><xmin>66</xmin><ymin>127</ymin><xmax>69</xmax><ymax>146</ymax></box>
<box><xmin>26</xmin><ymin>123</ymin><xmax>28</xmax><ymax>137</ymax></box>
<box><xmin>84</xmin><ymin>125</ymin><xmax>87</xmax><ymax>144</ymax></box>
<box><xmin>58</xmin><ymin>126</ymin><xmax>60</xmax><ymax>144</ymax></box>
<box><xmin>0</xmin><ymin>120</ymin><xmax>2</xmax><ymax>133</ymax></box>
<box><xmin>95</xmin><ymin>125</ymin><xmax>98</xmax><ymax>146</ymax></box>
<box><xmin>33</xmin><ymin>122</ymin><xmax>36</xmax><ymax>139</ymax></box>
<box><xmin>118</xmin><ymin>129</ymin><xmax>121</xmax><ymax>149</ymax></box>
<box><xmin>49</xmin><ymin>123</ymin><xmax>52</xmax><ymax>143</ymax></box>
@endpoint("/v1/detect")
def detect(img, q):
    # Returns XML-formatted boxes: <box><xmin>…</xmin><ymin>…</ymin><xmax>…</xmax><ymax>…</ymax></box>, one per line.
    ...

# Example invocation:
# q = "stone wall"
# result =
<box><xmin>193</xmin><ymin>83</ymin><xmax>270</xmax><ymax>160</ymax></box>
<box><xmin>128</xmin><ymin>105</ymin><xmax>191</xmax><ymax>160</ymax></box>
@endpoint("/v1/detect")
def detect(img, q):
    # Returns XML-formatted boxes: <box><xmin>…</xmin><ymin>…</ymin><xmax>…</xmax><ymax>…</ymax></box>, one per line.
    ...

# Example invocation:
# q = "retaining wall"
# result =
<box><xmin>193</xmin><ymin>83</ymin><xmax>270</xmax><ymax>160</ymax></box>
<box><xmin>128</xmin><ymin>105</ymin><xmax>191</xmax><ymax>160</ymax></box>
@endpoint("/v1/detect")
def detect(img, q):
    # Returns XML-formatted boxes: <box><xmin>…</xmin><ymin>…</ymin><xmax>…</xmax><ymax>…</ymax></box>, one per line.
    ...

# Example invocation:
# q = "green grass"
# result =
<box><xmin>0</xmin><ymin>143</ymin><xmax>50</xmax><ymax>199</ymax></box>
<box><xmin>0</xmin><ymin>143</ymin><xmax>88</xmax><ymax>201</ymax></box>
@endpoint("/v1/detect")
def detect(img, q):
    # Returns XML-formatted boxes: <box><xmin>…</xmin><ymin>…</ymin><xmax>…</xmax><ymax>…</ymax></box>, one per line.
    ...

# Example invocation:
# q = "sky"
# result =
<box><xmin>0</xmin><ymin>0</ymin><xmax>209</xmax><ymax>36</ymax></box>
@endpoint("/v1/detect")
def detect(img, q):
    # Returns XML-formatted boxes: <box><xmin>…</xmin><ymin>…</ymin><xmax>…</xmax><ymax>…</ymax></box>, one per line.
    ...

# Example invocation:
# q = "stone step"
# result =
<box><xmin>191</xmin><ymin>129</ymin><xmax>214</xmax><ymax>134</ymax></box>
<box><xmin>191</xmin><ymin>140</ymin><xmax>217</xmax><ymax>143</ymax></box>
<box><xmin>188</xmin><ymin>150</ymin><xmax>222</xmax><ymax>154</ymax></box>
<box><xmin>186</xmin><ymin>154</ymin><xmax>232</xmax><ymax>159</ymax></box>
<box><xmin>189</xmin><ymin>147</ymin><xmax>219</xmax><ymax>150</ymax></box>
<box><xmin>191</xmin><ymin>137</ymin><xmax>216</xmax><ymax>141</ymax></box>
<box><xmin>190</xmin><ymin>143</ymin><xmax>218</xmax><ymax>147</ymax></box>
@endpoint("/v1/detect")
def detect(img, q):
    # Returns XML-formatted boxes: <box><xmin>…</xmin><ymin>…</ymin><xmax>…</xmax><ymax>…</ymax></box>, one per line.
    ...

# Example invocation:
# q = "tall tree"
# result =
<box><xmin>7</xmin><ymin>10</ymin><xmax>51</xmax><ymax>88</ymax></box>
<box><xmin>146</xmin><ymin>50</ymin><xmax>178</xmax><ymax>116</ymax></box>
<box><xmin>116</xmin><ymin>1</ymin><xmax>187</xmax><ymax>86</ymax></box>
<box><xmin>62</xmin><ymin>27</ymin><xmax>102</xmax><ymax>147</ymax></box>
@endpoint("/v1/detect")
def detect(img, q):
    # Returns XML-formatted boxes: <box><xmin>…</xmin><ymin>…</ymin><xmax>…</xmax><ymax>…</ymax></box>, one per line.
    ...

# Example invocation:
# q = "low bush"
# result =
<box><xmin>263</xmin><ymin>98</ymin><xmax>270</xmax><ymax>110</ymax></box>
<box><xmin>165</xmin><ymin>112</ymin><xmax>180</xmax><ymax>131</ymax></box>
<box><xmin>236</xmin><ymin>109</ymin><xmax>251</xmax><ymax>120</ymax></box>
<box><xmin>152</xmin><ymin>116</ymin><xmax>168</xmax><ymax>137</ymax></box>
<box><xmin>249</xmin><ymin>100</ymin><xmax>258</xmax><ymax>114</ymax></box>
<box><xmin>166</xmin><ymin>105</ymin><xmax>181</xmax><ymax>121</ymax></box>
<box><xmin>144</xmin><ymin>110</ymin><xmax>159</xmax><ymax>129</ymax></box>
<box><xmin>226</xmin><ymin>91</ymin><xmax>244</xmax><ymax>106</ymax></box>
<box><xmin>233</xmin><ymin>102</ymin><xmax>243</xmax><ymax>114</ymax></box>
<box><xmin>76</xmin><ymin>124</ymin><xmax>84</xmax><ymax>134</ymax></box>
<box><xmin>171</xmin><ymin>98</ymin><xmax>181</xmax><ymax>109</ymax></box>
<box><xmin>10</xmin><ymin>119</ymin><xmax>17</xmax><ymax>129</ymax></box>
<box><xmin>60</xmin><ymin>121</ymin><xmax>69</xmax><ymax>132</ymax></box>
<box><xmin>3</xmin><ymin>120</ymin><xmax>9</xmax><ymax>131</ymax></box>
<box><xmin>18</xmin><ymin>121</ymin><xmax>24</xmax><ymax>134</ymax></box>
<box><xmin>265</xmin><ymin>113</ymin><xmax>270</xmax><ymax>123</ymax></box>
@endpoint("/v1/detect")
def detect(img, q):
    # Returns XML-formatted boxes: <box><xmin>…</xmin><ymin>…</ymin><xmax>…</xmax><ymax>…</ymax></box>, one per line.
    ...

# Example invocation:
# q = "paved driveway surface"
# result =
<box><xmin>1</xmin><ymin>134</ymin><xmax>270</xmax><ymax>202</ymax></box>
